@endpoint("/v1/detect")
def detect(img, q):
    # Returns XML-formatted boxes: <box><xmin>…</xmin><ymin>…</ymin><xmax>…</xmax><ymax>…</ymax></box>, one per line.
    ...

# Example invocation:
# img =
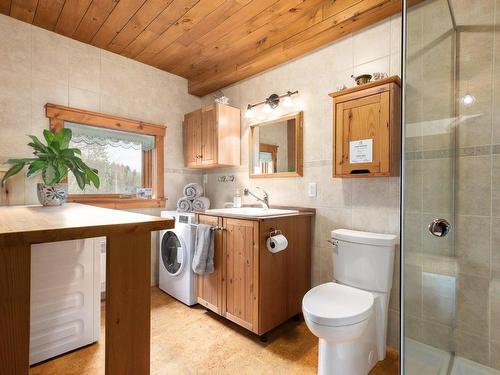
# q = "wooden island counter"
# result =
<box><xmin>0</xmin><ymin>203</ymin><xmax>174</xmax><ymax>375</ymax></box>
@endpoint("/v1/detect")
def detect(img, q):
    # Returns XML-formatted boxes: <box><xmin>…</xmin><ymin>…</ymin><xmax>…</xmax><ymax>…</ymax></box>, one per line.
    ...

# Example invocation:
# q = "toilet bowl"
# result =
<box><xmin>303</xmin><ymin>282</ymin><xmax>378</xmax><ymax>375</ymax></box>
<box><xmin>303</xmin><ymin>229</ymin><xmax>397</xmax><ymax>375</ymax></box>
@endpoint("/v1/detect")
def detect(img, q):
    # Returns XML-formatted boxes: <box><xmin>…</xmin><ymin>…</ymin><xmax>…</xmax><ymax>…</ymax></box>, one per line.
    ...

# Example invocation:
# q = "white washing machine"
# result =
<box><xmin>159</xmin><ymin>211</ymin><xmax>197</xmax><ymax>306</ymax></box>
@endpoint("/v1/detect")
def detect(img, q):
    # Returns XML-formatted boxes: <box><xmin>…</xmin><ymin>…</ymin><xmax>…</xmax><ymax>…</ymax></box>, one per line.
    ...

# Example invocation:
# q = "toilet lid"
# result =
<box><xmin>302</xmin><ymin>283</ymin><xmax>374</xmax><ymax>327</ymax></box>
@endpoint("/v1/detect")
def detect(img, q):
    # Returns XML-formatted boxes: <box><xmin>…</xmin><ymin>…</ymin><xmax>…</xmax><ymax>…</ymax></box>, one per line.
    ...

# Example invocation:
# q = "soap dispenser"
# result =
<box><xmin>233</xmin><ymin>188</ymin><xmax>242</xmax><ymax>208</ymax></box>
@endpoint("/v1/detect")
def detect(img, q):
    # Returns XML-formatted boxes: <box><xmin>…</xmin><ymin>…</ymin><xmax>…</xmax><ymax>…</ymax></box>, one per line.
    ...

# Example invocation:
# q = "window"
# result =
<box><xmin>46</xmin><ymin>103</ymin><xmax>165</xmax><ymax>208</ymax></box>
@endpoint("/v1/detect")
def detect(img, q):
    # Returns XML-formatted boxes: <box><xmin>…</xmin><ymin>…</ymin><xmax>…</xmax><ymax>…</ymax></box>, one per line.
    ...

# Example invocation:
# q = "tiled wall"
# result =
<box><xmin>201</xmin><ymin>16</ymin><xmax>403</xmax><ymax>349</ymax></box>
<box><xmin>405</xmin><ymin>0</ymin><xmax>500</xmax><ymax>369</ymax></box>
<box><xmin>0</xmin><ymin>14</ymin><xmax>202</xmax><ymax>284</ymax></box>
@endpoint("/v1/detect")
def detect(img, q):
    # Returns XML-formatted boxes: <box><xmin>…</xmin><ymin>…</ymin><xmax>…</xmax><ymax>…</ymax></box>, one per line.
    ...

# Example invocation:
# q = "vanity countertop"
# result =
<box><xmin>196</xmin><ymin>205</ymin><xmax>315</xmax><ymax>221</ymax></box>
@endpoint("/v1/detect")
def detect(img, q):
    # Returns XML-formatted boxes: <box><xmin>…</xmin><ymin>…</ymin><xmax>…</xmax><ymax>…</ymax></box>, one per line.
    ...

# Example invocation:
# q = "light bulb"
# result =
<box><xmin>244</xmin><ymin>105</ymin><xmax>254</xmax><ymax>119</ymax></box>
<box><xmin>263</xmin><ymin>102</ymin><xmax>272</xmax><ymax>113</ymax></box>
<box><xmin>282</xmin><ymin>95</ymin><xmax>293</xmax><ymax>107</ymax></box>
<box><xmin>462</xmin><ymin>93</ymin><xmax>475</xmax><ymax>106</ymax></box>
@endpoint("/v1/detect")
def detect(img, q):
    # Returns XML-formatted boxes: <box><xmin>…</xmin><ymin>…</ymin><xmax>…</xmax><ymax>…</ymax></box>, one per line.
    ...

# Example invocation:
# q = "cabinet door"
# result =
<box><xmin>223</xmin><ymin>218</ymin><xmax>259</xmax><ymax>332</ymax></box>
<box><xmin>335</xmin><ymin>91</ymin><xmax>390</xmax><ymax>176</ymax></box>
<box><xmin>200</xmin><ymin>104</ymin><xmax>218</xmax><ymax>165</ymax></box>
<box><xmin>183</xmin><ymin>110</ymin><xmax>202</xmax><ymax>167</ymax></box>
<box><xmin>196</xmin><ymin>215</ymin><xmax>223</xmax><ymax>314</ymax></box>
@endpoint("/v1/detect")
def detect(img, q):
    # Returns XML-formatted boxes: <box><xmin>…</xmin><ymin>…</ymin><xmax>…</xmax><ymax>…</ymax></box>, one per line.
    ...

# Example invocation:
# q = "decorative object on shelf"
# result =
<box><xmin>213</xmin><ymin>90</ymin><xmax>229</xmax><ymax>105</ymax></box>
<box><xmin>372</xmin><ymin>72</ymin><xmax>388</xmax><ymax>81</ymax></box>
<box><xmin>136</xmin><ymin>187</ymin><xmax>153</xmax><ymax>199</ymax></box>
<box><xmin>351</xmin><ymin>74</ymin><xmax>372</xmax><ymax>85</ymax></box>
<box><xmin>336</xmin><ymin>84</ymin><xmax>347</xmax><ymax>92</ymax></box>
<box><xmin>0</xmin><ymin>129</ymin><xmax>99</xmax><ymax>206</ymax></box>
<box><xmin>244</xmin><ymin>90</ymin><xmax>299</xmax><ymax>119</ymax></box>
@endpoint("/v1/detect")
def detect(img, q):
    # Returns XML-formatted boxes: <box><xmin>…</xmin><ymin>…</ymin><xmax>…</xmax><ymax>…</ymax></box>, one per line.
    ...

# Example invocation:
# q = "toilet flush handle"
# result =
<box><xmin>326</xmin><ymin>239</ymin><xmax>339</xmax><ymax>253</ymax></box>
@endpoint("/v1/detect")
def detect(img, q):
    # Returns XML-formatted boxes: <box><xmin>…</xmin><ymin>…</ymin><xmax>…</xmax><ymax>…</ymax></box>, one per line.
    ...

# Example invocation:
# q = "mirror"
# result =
<box><xmin>249</xmin><ymin>111</ymin><xmax>303</xmax><ymax>178</ymax></box>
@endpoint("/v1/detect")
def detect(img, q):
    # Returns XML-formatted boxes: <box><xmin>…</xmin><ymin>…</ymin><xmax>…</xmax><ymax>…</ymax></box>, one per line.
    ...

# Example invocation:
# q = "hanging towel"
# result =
<box><xmin>192</xmin><ymin>224</ymin><xmax>214</xmax><ymax>275</ymax></box>
<box><xmin>176</xmin><ymin>197</ymin><xmax>193</xmax><ymax>212</ymax></box>
<box><xmin>192</xmin><ymin>197</ymin><xmax>210</xmax><ymax>211</ymax></box>
<box><xmin>183</xmin><ymin>183</ymin><xmax>203</xmax><ymax>200</ymax></box>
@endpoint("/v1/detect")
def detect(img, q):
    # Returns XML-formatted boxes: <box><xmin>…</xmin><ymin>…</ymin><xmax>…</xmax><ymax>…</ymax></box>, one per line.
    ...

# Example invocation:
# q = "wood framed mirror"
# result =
<box><xmin>249</xmin><ymin>111</ymin><xmax>303</xmax><ymax>178</ymax></box>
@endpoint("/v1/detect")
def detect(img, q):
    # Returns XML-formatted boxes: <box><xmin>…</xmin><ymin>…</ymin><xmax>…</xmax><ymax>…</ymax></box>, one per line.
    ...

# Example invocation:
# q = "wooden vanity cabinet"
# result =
<box><xmin>330</xmin><ymin>76</ymin><xmax>401</xmax><ymax>178</ymax></box>
<box><xmin>195</xmin><ymin>213</ymin><xmax>312</xmax><ymax>336</ymax></box>
<box><xmin>183</xmin><ymin>103</ymin><xmax>240</xmax><ymax>168</ymax></box>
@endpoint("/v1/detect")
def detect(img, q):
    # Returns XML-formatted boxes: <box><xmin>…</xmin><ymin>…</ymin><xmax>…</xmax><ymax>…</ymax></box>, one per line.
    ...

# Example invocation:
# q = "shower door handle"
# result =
<box><xmin>428</xmin><ymin>219</ymin><xmax>451</xmax><ymax>237</ymax></box>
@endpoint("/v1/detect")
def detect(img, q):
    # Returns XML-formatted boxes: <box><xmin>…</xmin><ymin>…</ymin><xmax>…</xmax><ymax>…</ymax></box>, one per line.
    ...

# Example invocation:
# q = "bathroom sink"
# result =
<box><xmin>204</xmin><ymin>207</ymin><xmax>299</xmax><ymax>217</ymax></box>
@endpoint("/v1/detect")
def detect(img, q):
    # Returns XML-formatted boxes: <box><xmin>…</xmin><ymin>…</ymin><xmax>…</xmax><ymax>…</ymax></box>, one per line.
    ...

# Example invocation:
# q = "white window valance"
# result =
<box><xmin>65</xmin><ymin>121</ymin><xmax>155</xmax><ymax>151</ymax></box>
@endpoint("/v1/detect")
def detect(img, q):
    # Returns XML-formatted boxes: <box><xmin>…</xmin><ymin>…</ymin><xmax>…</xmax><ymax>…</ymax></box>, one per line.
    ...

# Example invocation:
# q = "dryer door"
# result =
<box><xmin>160</xmin><ymin>230</ymin><xmax>186</xmax><ymax>276</ymax></box>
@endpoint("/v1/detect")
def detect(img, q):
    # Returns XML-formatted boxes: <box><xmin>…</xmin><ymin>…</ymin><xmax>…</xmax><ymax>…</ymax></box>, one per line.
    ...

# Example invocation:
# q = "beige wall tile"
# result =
<box><xmin>455</xmin><ymin>273</ymin><xmax>489</xmax><ymax>336</ymax></box>
<box><xmin>456</xmin><ymin>156</ymin><xmax>492</xmax><ymax>216</ymax></box>
<box><xmin>455</xmin><ymin>215</ymin><xmax>491</xmax><ymax>277</ymax></box>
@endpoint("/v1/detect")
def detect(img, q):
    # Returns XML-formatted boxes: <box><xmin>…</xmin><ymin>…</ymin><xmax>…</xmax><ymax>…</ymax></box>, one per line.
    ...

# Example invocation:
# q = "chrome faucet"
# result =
<box><xmin>243</xmin><ymin>187</ymin><xmax>269</xmax><ymax>209</ymax></box>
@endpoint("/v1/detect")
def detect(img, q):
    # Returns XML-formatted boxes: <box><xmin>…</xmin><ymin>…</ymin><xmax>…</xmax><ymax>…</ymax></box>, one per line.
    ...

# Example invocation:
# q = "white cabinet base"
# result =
<box><xmin>30</xmin><ymin>238</ymin><xmax>101</xmax><ymax>365</ymax></box>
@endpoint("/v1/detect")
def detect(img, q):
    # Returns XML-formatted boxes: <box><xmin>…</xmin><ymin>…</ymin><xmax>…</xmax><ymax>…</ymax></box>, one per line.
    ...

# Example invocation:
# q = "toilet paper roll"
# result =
<box><xmin>266</xmin><ymin>234</ymin><xmax>288</xmax><ymax>253</ymax></box>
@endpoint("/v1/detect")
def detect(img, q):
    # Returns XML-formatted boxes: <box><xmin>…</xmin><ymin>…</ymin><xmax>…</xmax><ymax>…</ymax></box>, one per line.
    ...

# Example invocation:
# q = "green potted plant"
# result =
<box><xmin>0</xmin><ymin>128</ymin><xmax>99</xmax><ymax>206</ymax></box>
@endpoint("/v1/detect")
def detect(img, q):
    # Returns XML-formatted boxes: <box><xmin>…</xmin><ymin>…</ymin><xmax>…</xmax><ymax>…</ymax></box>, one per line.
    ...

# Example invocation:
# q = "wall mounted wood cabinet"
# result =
<box><xmin>329</xmin><ymin>76</ymin><xmax>401</xmax><ymax>178</ymax></box>
<box><xmin>195</xmin><ymin>212</ymin><xmax>313</xmax><ymax>336</ymax></box>
<box><xmin>183</xmin><ymin>103</ymin><xmax>240</xmax><ymax>169</ymax></box>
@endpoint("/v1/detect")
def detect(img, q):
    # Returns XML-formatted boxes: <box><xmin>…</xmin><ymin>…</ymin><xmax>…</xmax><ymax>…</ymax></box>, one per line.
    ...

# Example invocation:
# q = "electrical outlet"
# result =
<box><xmin>203</xmin><ymin>174</ymin><xmax>208</xmax><ymax>184</ymax></box>
<box><xmin>308</xmin><ymin>182</ymin><xmax>317</xmax><ymax>197</ymax></box>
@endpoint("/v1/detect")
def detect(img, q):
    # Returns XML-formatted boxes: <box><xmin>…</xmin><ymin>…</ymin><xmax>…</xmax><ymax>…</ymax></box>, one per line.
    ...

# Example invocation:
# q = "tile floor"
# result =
<box><xmin>30</xmin><ymin>287</ymin><xmax>398</xmax><ymax>374</ymax></box>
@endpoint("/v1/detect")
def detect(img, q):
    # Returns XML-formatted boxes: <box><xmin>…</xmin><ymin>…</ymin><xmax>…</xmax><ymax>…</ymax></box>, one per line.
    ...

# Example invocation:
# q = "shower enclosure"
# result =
<box><xmin>402</xmin><ymin>0</ymin><xmax>500</xmax><ymax>373</ymax></box>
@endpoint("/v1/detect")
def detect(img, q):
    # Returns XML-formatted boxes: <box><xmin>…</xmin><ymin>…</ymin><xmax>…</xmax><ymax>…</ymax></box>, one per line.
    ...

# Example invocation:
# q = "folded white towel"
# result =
<box><xmin>176</xmin><ymin>197</ymin><xmax>193</xmax><ymax>212</ymax></box>
<box><xmin>192</xmin><ymin>197</ymin><xmax>210</xmax><ymax>211</ymax></box>
<box><xmin>192</xmin><ymin>224</ymin><xmax>214</xmax><ymax>275</ymax></box>
<box><xmin>183</xmin><ymin>183</ymin><xmax>203</xmax><ymax>200</ymax></box>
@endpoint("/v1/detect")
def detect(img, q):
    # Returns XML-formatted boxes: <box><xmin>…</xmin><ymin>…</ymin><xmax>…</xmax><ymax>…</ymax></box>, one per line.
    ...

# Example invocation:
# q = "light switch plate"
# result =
<box><xmin>308</xmin><ymin>182</ymin><xmax>317</xmax><ymax>197</ymax></box>
<box><xmin>203</xmin><ymin>174</ymin><xmax>208</xmax><ymax>184</ymax></box>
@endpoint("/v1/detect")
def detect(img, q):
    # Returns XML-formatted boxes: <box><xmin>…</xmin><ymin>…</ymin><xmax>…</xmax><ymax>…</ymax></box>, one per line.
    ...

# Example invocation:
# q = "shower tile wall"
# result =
<box><xmin>405</xmin><ymin>0</ymin><xmax>500</xmax><ymax>368</ymax></box>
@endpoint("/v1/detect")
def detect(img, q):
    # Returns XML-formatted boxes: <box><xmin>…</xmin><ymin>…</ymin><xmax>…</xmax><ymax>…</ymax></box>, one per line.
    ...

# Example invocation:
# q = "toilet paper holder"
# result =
<box><xmin>269</xmin><ymin>229</ymin><xmax>282</xmax><ymax>239</ymax></box>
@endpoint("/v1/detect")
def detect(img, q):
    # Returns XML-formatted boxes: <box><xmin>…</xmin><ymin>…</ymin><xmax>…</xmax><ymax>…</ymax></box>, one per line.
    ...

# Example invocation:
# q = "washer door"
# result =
<box><xmin>161</xmin><ymin>230</ymin><xmax>186</xmax><ymax>276</ymax></box>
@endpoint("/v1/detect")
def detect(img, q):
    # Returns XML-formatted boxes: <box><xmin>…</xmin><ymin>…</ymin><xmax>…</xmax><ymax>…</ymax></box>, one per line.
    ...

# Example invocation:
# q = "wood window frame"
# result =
<box><xmin>46</xmin><ymin>103</ymin><xmax>166</xmax><ymax>209</ymax></box>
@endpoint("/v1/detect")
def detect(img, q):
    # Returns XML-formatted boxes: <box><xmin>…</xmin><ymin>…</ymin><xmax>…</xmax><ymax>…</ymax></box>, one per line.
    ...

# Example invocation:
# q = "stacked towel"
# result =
<box><xmin>192</xmin><ymin>197</ymin><xmax>210</xmax><ymax>211</ymax></box>
<box><xmin>183</xmin><ymin>183</ymin><xmax>203</xmax><ymax>199</ymax></box>
<box><xmin>177</xmin><ymin>197</ymin><xmax>193</xmax><ymax>213</ymax></box>
<box><xmin>177</xmin><ymin>183</ymin><xmax>210</xmax><ymax>212</ymax></box>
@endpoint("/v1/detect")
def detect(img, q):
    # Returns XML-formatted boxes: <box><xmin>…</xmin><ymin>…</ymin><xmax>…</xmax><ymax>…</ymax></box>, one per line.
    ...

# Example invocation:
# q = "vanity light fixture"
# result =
<box><xmin>244</xmin><ymin>90</ymin><xmax>299</xmax><ymax>118</ymax></box>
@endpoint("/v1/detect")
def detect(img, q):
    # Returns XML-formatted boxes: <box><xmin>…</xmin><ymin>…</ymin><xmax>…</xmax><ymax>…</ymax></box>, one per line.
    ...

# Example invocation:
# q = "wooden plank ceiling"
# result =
<box><xmin>1</xmin><ymin>0</ymin><xmax>402</xmax><ymax>96</ymax></box>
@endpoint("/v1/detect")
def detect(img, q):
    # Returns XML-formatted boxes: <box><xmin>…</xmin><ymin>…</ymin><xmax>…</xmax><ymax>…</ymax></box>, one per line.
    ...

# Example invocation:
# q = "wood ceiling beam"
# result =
<box><xmin>55</xmin><ymin>0</ymin><xmax>93</xmax><ymax>37</ymax></box>
<box><xmin>106</xmin><ymin>0</ymin><xmax>174</xmax><ymax>54</ymax></box>
<box><xmin>72</xmin><ymin>0</ymin><xmax>120</xmax><ymax>43</ymax></box>
<box><xmin>188</xmin><ymin>0</ymin><xmax>401</xmax><ymax>96</ymax></box>
<box><xmin>0</xmin><ymin>0</ymin><xmax>11</xmax><ymax>15</ymax></box>
<box><xmin>10</xmin><ymin>0</ymin><xmax>38</xmax><ymax>23</ymax></box>
<box><xmin>158</xmin><ymin>0</ymin><xmax>321</xmax><ymax>77</ymax></box>
<box><xmin>172</xmin><ymin>0</ymin><xmax>355</xmax><ymax>79</ymax></box>
<box><xmin>91</xmin><ymin>0</ymin><xmax>147</xmax><ymax>48</ymax></box>
<box><xmin>119</xmin><ymin>0</ymin><xmax>198</xmax><ymax>58</ymax></box>
<box><xmin>134</xmin><ymin>0</ymin><xmax>227</xmax><ymax>65</ymax></box>
<box><xmin>32</xmin><ymin>0</ymin><xmax>64</xmax><ymax>30</ymax></box>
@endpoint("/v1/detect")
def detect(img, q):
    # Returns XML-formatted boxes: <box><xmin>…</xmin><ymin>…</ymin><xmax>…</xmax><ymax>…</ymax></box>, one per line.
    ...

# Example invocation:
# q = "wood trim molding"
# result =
<box><xmin>46</xmin><ymin>103</ymin><xmax>166</xmax><ymax>136</ymax></box>
<box><xmin>46</xmin><ymin>103</ymin><xmax>166</xmax><ymax>207</ymax></box>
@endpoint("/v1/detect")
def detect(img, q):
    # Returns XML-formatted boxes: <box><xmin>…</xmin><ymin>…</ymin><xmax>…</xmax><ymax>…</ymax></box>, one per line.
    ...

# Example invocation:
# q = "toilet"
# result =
<box><xmin>302</xmin><ymin>229</ymin><xmax>397</xmax><ymax>375</ymax></box>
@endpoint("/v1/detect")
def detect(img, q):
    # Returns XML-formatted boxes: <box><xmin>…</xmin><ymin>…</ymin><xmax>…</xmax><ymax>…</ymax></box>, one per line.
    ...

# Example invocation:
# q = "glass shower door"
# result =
<box><xmin>403</xmin><ymin>0</ymin><xmax>457</xmax><ymax>373</ymax></box>
<box><xmin>403</xmin><ymin>0</ymin><xmax>500</xmax><ymax>373</ymax></box>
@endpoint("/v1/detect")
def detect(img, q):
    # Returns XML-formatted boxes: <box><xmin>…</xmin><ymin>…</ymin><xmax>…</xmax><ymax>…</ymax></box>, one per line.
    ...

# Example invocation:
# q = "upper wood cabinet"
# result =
<box><xmin>183</xmin><ymin>103</ymin><xmax>240</xmax><ymax>168</ymax></box>
<box><xmin>329</xmin><ymin>76</ymin><xmax>401</xmax><ymax>178</ymax></box>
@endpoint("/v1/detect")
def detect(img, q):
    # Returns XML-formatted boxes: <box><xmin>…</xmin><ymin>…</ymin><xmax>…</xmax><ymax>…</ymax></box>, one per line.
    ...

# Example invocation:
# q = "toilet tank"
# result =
<box><xmin>331</xmin><ymin>229</ymin><xmax>397</xmax><ymax>293</ymax></box>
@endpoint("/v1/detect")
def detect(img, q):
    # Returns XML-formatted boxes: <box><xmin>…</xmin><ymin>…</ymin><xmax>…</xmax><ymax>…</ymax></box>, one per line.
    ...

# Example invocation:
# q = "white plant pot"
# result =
<box><xmin>37</xmin><ymin>183</ymin><xmax>68</xmax><ymax>206</ymax></box>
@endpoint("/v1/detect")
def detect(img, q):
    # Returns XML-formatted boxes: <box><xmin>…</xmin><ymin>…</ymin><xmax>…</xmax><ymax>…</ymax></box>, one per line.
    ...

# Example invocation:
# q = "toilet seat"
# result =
<box><xmin>302</xmin><ymin>282</ymin><xmax>374</xmax><ymax>327</ymax></box>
